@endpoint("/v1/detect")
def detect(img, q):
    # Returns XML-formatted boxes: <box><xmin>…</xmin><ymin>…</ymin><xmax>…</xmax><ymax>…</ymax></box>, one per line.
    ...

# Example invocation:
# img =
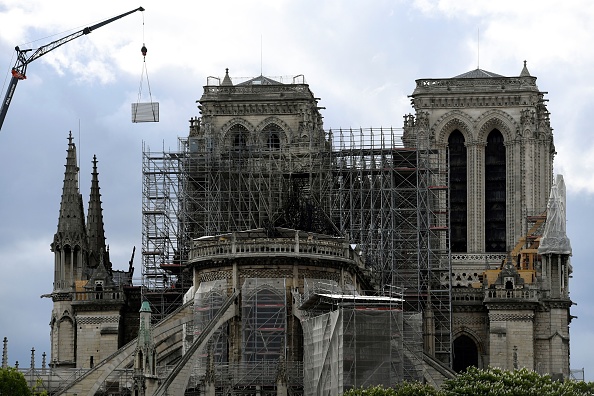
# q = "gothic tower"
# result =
<box><xmin>403</xmin><ymin>63</ymin><xmax>571</xmax><ymax>377</ymax></box>
<box><xmin>50</xmin><ymin>132</ymin><xmax>88</xmax><ymax>367</ymax></box>
<box><xmin>184</xmin><ymin>68</ymin><xmax>329</xmax><ymax>240</ymax></box>
<box><xmin>49</xmin><ymin>134</ymin><xmax>132</xmax><ymax>369</ymax></box>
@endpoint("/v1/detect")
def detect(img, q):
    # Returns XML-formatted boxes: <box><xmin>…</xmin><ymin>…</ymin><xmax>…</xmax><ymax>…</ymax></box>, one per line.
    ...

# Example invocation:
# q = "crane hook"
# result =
<box><xmin>141</xmin><ymin>44</ymin><xmax>147</xmax><ymax>57</ymax></box>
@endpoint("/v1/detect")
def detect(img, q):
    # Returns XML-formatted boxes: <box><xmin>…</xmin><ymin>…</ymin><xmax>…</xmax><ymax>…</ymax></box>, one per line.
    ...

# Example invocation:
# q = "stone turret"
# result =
<box><xmin>87</xmin><ymin>155</ymin><xmax>110</xmax><ymax>271</ymax></box>
<box><xmin>133</xmin><ymin>300</ymin><xmax>158</xmax><ymax>396</ymax></box>
<box><xmin>48</xmin><ymin>136</ymin><xmax>127</xmax><ymax>370</ymax></box>
<box><xmin>49</xmin><ymin>133</ymin><xmax>88</xmax><ymax>368</ymax></box>
<box><xmin>51</xmin><ymin>132</ymin><xmax>88</xmax><ymax>292</ymax></box>
<box><xmin>537</xmin><ymin>174</ymin><xmax>572</xmax><ymax>378</ymax></box>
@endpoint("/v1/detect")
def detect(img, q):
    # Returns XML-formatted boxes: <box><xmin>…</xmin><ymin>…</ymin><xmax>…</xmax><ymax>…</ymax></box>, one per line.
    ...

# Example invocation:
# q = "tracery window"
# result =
<box><xmin>262</xmin><ymin>123</ymin><xmax>282</xmax><ymax>150</ymax></box>
<box><xmin>485</xmin><ymin>129</ymin><xmax>506</xmax><ymax>252</ymax></box>
<box><xmin>229</xmin><ymin>124</ymin><xmax>249</xmax><ymax>150</ymax></box>
<box><xmin>242</xmin><ymin>286</ymin><xmax>286</xmax><ymax>362</ymax></box>
<box><xmin>448</xmin><ymin>130</ymin><xmax>467</xmax><ymax>252</ymax></box>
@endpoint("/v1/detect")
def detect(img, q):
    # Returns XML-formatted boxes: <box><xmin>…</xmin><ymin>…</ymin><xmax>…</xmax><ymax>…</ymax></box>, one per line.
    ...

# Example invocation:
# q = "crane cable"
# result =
<box><xmin>137</xmin><ymin>11</ymin><xmax>154</xmax><ymax>106</ymax></box>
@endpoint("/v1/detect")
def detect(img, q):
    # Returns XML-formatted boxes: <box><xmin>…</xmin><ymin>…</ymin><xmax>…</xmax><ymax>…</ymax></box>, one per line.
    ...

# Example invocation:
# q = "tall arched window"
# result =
<box><xmin>448</xmin><ymin>130</ymin><xmax>467</xmax><ymax>252</ymax></box>
<box><xmin>195</xmin><ymin>290</ymin><xmax>229</xmax><ymax>365</ymax></box>
<box><xmin>485</xmin><ymin>129</ymin><xmax>506</xmax><ymax>252</ymax></box>
<box><xmin>262</xmin><ymin>123</ymin><xmax>282</xmax><ymax>150</ymax></box>
<box><xmin>229</xmin><ymin>124</ymin><xmax>248</xmax><ymax>150</ymax></box>
<box><xmin>242</xmin><ymin>286</ymin><xmax>286</xmax><ymax>362</ymax></box>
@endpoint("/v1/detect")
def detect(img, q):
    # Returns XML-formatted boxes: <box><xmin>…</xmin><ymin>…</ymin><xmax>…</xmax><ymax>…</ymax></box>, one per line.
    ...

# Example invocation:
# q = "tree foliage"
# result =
<box><xmin>342</xmin><ymin>367</ymin><xmax>594</xmax><ymax>396</ymax></box>
<box><xmin>0</xmin><ymin>366</ymin><xmax>31</xmax><ymax>396</ymax></box>
<box><xmin>343</xmin><ymin>382</ymin><xmax>440</xmax><ymax>396</ymax></box>
<box><xmin>441</xmin><ymin>366</ymin><xmax>591</xmax><ymax>396</ymax></box>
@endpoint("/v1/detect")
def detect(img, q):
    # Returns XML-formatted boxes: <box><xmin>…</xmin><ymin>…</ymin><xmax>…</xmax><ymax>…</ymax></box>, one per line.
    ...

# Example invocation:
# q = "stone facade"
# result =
<box><xmin>45</xmin><ymin>65</ymin><xmax>573</xmax><ymax>395</ymax></box>
<box><xmin>404</xmin><ymin>64</ymin><xmax>572</xmax><ymax>377</ymax></box>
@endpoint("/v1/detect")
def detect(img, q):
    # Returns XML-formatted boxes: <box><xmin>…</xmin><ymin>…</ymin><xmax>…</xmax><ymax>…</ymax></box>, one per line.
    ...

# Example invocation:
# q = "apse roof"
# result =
<box><xmin>237</xmin><ymin>75</ymin><xmax>282</xmax><ymax>86</ymax></box>
<box><xmin>453</xmin><ymin>68</ymin><xmax>505</xmax><ymax>78</ymax></box>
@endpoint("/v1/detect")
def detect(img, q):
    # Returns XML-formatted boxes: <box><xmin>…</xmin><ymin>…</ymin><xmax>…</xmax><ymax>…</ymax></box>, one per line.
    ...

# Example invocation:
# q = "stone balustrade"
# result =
<box><xmin>190</xmin><ymin>236</ymin><xmax>357</xmax><ymax>265</ymax></box>
<box><xmin>72</xmin><ymin>290</ymin><xmax>125</xmax><ymax>303</ymax></box>
<box><xmin>485</xmin><ymin>288</ymin><xmax>539</xmax><ymax>301</ymax></box>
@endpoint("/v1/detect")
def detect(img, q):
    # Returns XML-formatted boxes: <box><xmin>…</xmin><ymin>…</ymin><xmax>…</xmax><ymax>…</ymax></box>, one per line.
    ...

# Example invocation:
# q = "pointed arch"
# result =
<box><xmin>229</xmin><ymin>124</ymin><xmax>249</xmax><ymax>150</ymax></box>
<box><xmin>255</xmin><ymin>116</ymin><xmax>292</xmax><ymax>145</ymax></box>
<box><xmin>262</xmin><ymin>123</ymin><xmax>283</xmax><ymax>150</ymax></box>
<box><xmin>57</xmin><ymin>316</ymin><xmax>75</xmax><ymax>363</ymax></box>
<box><xmin>433</xmin><ymin>111</ymin><xmax>474</xmax><ymax>145</ymax></box>
<box><xmin>485</xmin><ymin>129</ymin><xmax>506</xmax><ymax>252</ymax></box>
<box><xmin>448</xmin><ymin>130</ymin><xmax>467</xmax><ymax>252</ymax></box>
<box><xmin>453</xmin><ymin>334</ymin><xmax>479</xmax><ymax>372</ymax></box>
<box><xmin>476</xmin><ymin>111</ymin><xmax>516</xmax><ymax>143</ymax></box>
<box><xmin>220</xmin><ymin>118</ymin><xmax>256</xmax><ymax>148</ymax></box>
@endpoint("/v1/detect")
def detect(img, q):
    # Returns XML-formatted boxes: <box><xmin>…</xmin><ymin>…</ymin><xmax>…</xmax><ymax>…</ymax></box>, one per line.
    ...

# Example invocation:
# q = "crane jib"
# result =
<box><xmin>5</xmin><ymin>83</ymin><xmax>16</xmax><ymax>106</ymax></box>
<box><xmin>0</xmin><ymin>77</ymin><xmax>19</xmax><ymax>130</ymax></box>
<box><xmin>0</xmin><ymin>6</ymin><xmax>145</xmax><ymax>133</ymax></box>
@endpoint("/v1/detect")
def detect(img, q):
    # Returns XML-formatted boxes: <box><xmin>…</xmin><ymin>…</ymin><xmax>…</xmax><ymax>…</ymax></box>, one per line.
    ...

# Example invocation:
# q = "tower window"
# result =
<box><xmin>448</xmin><ymin>130</ymin><xmax>467</xmax><ymax>252</ymax></box>
<box><xmin>262</xmin><ymin>123</ymin><xmax>282</xmax><ymax>150</ymax></box>
<box><xmin>485</xmin><ymin>129</ymin><xmax>506</xmax><ymax>252</ymax></box>
<box><xmin>229</xmin><ymin>124</ymin><xmax>249</xmax><ymax>150</ymax></box>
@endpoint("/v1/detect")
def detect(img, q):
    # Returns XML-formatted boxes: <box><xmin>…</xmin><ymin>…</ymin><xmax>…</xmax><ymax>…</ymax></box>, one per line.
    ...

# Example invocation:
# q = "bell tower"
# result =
<box><xmin>404</xmin><ymin>63</ymin><xmax>571</xmax><ymax>377</ymax></box>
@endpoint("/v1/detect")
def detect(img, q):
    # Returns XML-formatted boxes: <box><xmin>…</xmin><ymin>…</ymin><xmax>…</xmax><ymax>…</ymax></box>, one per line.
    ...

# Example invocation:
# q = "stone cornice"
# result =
<box><xmin>542</xmin><ymin>299</ymin><xmax>572</xmax><ymax>310</ymax></box>
<box><xmin>204</xmin><ymin>102</ymin><xmax>302</xmax><ymax>117</ymax></box>
<box><xmin>51</xmin><ymin>292</ymin><xmax>72</xmax><ymax>302</ymax></box>
<box><xmin>413</xmin><ymin>76</ymin><xmax>539</xmax><ymax>95</ymax></box>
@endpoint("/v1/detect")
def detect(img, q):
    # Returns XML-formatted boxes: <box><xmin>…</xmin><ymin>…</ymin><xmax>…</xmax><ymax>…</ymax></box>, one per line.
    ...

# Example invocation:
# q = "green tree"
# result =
<box><xmin>32</xmin><ymin>378</ymin><xmax>48</xmax><ymax>396</ymax></box>
<box><xmin>441</xmin><ymin>366</ymin><xmax>592</xmax><ymax>396</ymax></box>
<box><xmin>343</xmin><ymin>382</ymin><xmax>439</xmax><ymax>396</ymax></box>
<box><xmin>342</xmin><ymin>368</ymin><xmax>594</xmax><ymax>396</ymax></box>
<box><xmin>0</xmin><ymin>366</ymin><xmax>31</xmax><ymax>396</ymax></box>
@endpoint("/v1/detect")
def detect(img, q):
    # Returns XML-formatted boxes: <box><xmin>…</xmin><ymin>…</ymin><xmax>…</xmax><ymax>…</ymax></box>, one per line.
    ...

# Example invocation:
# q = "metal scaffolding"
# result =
<box><xmin>141</xmin><ymin>125</ymin><xmax>452</xmax><ymax>374</ymax></box>
<box><xmin>141</xmin><ymin>142</ymin><xmax>190</xmax><ymax>322</ymax></box>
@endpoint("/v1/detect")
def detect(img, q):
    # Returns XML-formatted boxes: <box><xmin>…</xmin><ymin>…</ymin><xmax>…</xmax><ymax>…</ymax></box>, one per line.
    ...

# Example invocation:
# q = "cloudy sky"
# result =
<box><xmin>0</xmin><ymin>0</ymin><xmax>593</xmax><ymax>378</ymax></box>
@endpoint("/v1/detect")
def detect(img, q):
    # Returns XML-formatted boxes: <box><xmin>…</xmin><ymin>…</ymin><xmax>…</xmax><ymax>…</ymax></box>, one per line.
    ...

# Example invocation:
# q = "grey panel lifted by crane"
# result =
<box><xmin>132</xmin><ymin>102</ymin><xmax>159</xmax><ymax>123</ymax></box>
<box><xmin>0</xmin><ymin>6</ymin><xmax>145</xmax><ymax>132</ymax></box>
<box><xmin>132</xmin><ymin>41</ymin><xmax>159</xmax><ymax>123</ymax></box>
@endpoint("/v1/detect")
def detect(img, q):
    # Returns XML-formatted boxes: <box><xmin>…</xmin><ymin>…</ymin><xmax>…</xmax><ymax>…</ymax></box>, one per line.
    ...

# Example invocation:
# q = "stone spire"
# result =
<box><xmin>87</xmin><ymin>155</ymin><xmax>110</xmax><ymax>271</ymax></box>
<box><xmin>520</xmin><ymin>60</ymin><xmax>531</xmax><ymax>77</ymax></box>
<box><xmin>51</xmin><ymin>132</ymin><xmax>88</xmax><ymax>291</ymax></box>
<box><xmin>135</xmin><ymin>300</ymin><xmax>156</xmax><ymax>376</ymax></box>
<box><xmin>53</xmin><ymin>132</ymin><xmax>87</xmax><ymax>244</ymax></box>
<box><xmin>86</xmin><ymin>250</ymin><xmax>116</xmax><ymax>291</ymax></box>
<box><xmin>221</xmin><ymin>68</ymin><xmax>233</xmax><ymax>86</ymax></box>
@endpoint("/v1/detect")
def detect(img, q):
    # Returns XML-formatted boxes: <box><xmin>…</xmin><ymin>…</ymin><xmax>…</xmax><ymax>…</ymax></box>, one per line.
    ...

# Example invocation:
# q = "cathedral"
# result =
<box><xmin>40</xmin><ymin>63</ymin><xmax>572</xmax><ymax>395</ymax></box>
